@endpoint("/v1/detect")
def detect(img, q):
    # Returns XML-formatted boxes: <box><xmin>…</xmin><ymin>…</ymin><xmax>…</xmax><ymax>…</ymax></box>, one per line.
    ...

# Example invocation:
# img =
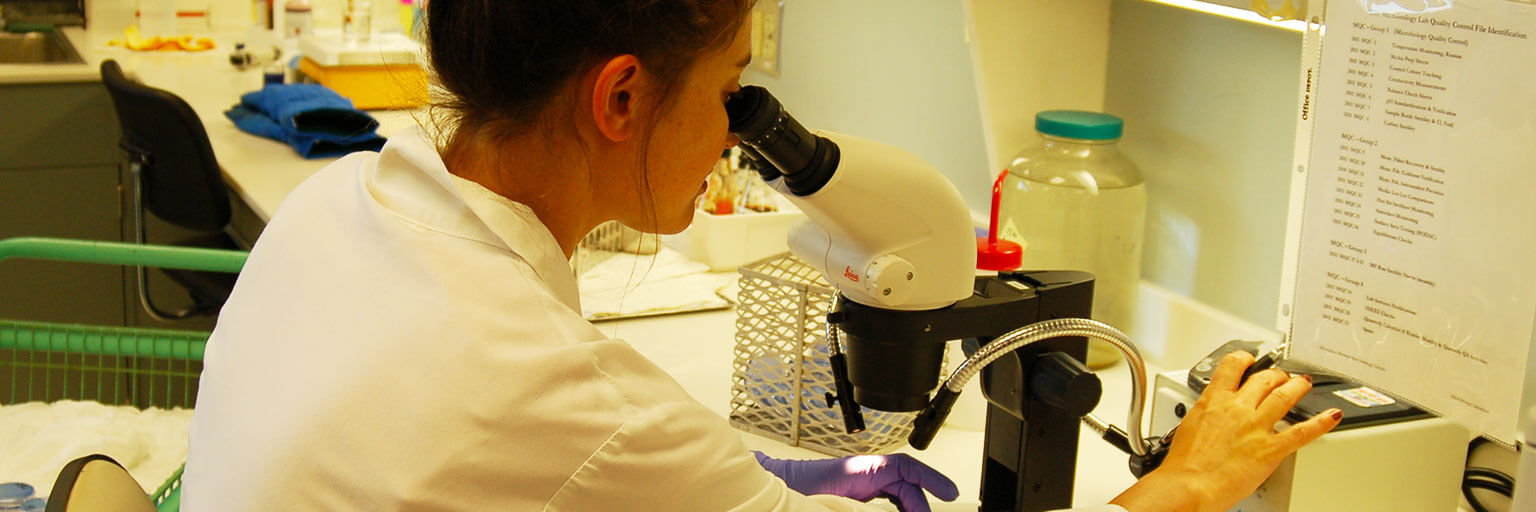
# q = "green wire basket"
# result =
<box><xmin>0</xmin><ymin>237</ymin><xmax>247</xmax><ymax>511</ymax></box>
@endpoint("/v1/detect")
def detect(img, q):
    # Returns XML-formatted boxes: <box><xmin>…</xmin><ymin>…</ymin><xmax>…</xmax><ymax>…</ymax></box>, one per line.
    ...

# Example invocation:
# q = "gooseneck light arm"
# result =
<box><xmin>908</xmin><ymin>317</ymin><xmax>1152</xmax><ymax>458</ymax></box>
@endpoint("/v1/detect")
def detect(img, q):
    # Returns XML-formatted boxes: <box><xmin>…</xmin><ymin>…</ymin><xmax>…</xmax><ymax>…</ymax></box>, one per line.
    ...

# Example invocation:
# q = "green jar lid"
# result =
<box><xmin>1035</xmin><ymin>110</ymin><xmax>1124</xmax><ymax>140</ymax></box>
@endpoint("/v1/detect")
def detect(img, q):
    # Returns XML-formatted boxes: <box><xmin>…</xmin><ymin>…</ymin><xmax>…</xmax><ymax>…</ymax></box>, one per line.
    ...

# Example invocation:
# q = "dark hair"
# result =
<box><xmin>426</xmin><ymin>0</ymin><xmax>752</xmax><ymax>136</ymax></box>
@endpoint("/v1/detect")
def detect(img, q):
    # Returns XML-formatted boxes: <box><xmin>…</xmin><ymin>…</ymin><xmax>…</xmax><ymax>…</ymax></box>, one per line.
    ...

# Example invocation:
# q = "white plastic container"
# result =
<box><xmin>663</xmin><ymin>198</ymin><xmax>804</xmax><ymax>272</ymax></box>
<box><xmin>296</xmin><ymin>31</ymin><xmax>419</xmax><ymax>66</ymax></box>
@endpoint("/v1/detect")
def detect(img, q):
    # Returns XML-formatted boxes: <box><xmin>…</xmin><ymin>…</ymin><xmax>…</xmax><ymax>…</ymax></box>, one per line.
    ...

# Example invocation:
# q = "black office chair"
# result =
<box><xmin>100</xmin><ymin>59</ymin><xmax>241</xmax><ymax>321</ymax></box>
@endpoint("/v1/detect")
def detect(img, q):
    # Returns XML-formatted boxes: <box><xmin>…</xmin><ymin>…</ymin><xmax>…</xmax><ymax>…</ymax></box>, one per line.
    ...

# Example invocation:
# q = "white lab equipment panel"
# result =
<box><xmin>1152</xmin><ymin>370</ymin><xmax>1467</xmax><ymax>512</ymax></box>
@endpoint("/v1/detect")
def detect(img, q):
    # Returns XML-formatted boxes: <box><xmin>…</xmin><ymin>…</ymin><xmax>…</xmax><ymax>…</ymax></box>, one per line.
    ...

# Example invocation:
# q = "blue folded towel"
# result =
<box><xmin>224</xmin><ymin>84</ymin><xmax>387</xmax><ymax>159</ymax></box>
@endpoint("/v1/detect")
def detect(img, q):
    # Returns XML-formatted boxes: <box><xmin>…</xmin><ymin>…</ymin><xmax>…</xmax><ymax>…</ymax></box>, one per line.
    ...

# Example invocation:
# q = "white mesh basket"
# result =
<box><xmin>730</xmin><ymin>252</ymin><xmax>936</xmax><ymax>456</ymax></box>
<box><xmin>572</xmin><ymin>221</ymin><xmax>653</xmax><ymax>275</ymax></box>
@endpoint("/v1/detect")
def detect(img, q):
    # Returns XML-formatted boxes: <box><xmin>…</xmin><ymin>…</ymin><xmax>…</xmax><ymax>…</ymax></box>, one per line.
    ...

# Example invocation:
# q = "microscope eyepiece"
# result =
<box><xmin>726</xmin><ymin>86</ymin><xmax>839</xmax><ymax>196</ymax></box>
<box><xmin>725</xmin><ymin>85</ymin><xmax>775</xmax><ymax>138</ymax></box>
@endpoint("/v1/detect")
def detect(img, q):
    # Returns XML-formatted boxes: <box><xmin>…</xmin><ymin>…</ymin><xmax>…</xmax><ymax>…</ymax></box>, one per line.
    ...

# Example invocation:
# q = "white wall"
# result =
<box><xmin>1103</xmin><ymin>0</ymin><xmax>1304</xmax><ymax>328</ymax></box>
<box><xmin>741</xmin><ymin>0</ymin><xmax>993</xmax><ymax>214</ymax></box>
<box><xmin>746</xmin><ymin>0</ymin><xmax>1302</xmax><ymax>330</ymax></box>
<box><xmin>966</xmin><ymin>0</ymin><xmax>1112</xmax><ymax>173</ymax></box>
<box><xmin>84</xmin><ymin>0</ymin><xmax>404</xmax><ymax>33</ymax></box>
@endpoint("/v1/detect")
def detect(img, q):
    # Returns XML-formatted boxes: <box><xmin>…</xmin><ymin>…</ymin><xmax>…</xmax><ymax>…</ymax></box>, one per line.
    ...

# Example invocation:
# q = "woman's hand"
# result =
<box><xmin>1111</xmin><ymin>350</ymin><xmax>1343</xmax><ymax>512</ymax></box>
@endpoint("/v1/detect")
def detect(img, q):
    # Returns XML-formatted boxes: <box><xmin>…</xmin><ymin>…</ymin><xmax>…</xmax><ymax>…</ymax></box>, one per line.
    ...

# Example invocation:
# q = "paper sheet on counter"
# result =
<box><xmin>1285</xmin><ymin>0</ymin><xmax>1536</xmax><ymax>443</ymax></box>
<box><xmin>577</xmin><ymin>246</ymin><xmax>735</xmax><ymax>321</ymax></box>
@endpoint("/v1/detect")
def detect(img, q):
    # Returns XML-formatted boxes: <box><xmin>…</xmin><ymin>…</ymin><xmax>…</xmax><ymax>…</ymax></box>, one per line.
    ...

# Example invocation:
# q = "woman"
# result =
<box><xmin>183</xmin><ymin>1</ymin><xmax>1342</xmax><ymax>511</ymax></box>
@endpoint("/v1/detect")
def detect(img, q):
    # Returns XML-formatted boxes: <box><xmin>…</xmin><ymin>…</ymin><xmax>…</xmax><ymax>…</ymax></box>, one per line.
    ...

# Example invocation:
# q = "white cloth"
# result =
<box><xmin>181</xmin><ymin>126</ymin><xmax>1128</xmax><ymax>512</ymax></box>
<box><xmin>0</xmin><ymin>401</ymin><xmax>191</xmax><ymax>494</ymax></box>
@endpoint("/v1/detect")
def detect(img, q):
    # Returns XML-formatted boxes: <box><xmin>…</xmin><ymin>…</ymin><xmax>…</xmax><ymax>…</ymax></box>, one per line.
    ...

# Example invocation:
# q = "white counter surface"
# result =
<box><xmin>0</xmin><ymin>58</ymin><xmax>97</xmax><ymax>84</ymax></box>
<box><xmin>17</xmin><ymin>27</ymin><xmax>419</xmax><ymax>222</ymax></box>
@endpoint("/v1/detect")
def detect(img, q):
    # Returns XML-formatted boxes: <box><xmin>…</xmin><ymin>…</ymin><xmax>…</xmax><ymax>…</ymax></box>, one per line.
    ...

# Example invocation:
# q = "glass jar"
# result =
<box><xmin>998</xmin><ymin>111</ymin><xmax>1146</xmax><ymax>368</ymax></box>
<box><xmin>283</xmin><ymin>0</ymin><xmax>312</xmax><ymax>38</ymax></box>
<box><xmin>344</xmin><ymin>0</ymin><xmax>373</xmax><ymax>43</ymax></box>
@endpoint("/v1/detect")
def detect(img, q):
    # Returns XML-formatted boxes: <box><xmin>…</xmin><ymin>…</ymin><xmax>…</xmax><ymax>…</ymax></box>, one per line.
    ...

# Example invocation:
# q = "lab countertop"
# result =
<box><xmin>16</xmin><ymin>27</ymin><xmax>419</xmax><ymax>222</ymax></box>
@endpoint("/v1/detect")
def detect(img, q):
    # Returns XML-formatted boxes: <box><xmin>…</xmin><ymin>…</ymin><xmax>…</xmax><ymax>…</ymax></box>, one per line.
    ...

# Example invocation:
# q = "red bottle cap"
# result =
<box><xmin>976</xmin><ymin>237</ymin><xmax>1022</xmax><ymax>271</ymax></box>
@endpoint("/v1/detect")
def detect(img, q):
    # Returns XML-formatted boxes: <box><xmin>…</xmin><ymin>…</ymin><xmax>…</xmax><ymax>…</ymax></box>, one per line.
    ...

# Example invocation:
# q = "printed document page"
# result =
<box><xmin>1289</xmin><ymin>0</ymin><xmax>1536</xmax><ymax>443</ymax></box>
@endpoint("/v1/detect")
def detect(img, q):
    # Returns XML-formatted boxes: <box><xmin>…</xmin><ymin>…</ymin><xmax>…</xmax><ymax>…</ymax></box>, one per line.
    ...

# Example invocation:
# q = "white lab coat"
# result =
<box><xmin>182</xmin><ymin>127</ymin><xmax>1126</xmax><ymax>512</ymax></box>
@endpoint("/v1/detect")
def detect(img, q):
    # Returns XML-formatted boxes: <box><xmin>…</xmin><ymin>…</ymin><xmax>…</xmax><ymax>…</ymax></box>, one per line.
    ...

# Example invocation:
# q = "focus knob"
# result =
<box><xmin>863</xmin><ymin>255</ymin><xmax>915</xmax><ymax>305</ymax></box>
<box><xmin>1030</xmin><ymin>351</ymin><xmax>1101</xmax><ymax>417</ymax></box>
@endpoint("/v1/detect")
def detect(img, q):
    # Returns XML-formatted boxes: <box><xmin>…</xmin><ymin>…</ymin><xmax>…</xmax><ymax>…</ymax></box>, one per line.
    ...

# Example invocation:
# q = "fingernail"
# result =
<box><xmin>1301</xmin><ymin>374</ymin><xmax>1312</xmax><ymax>383</ymax></box>
<box><xmin>1328</xmin><ymin>408</ymin><xmax>1343</xmax><ymax>421</ymax></box>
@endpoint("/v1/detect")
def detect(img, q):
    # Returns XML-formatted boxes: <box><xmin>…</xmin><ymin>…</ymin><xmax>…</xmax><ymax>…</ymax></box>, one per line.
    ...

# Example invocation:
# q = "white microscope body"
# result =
<box><xmin>770</xmin><ymin>131</ymin><xmax>975</xmax><ymax>312</ymax></box>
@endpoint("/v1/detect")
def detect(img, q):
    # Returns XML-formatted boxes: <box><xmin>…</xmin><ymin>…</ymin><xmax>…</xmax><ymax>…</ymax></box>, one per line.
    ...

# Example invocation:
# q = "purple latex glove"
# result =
<box><xmin>753</xmin><ymin>451</ymin><xmax>960</xmax><ymax>512</ymax></box>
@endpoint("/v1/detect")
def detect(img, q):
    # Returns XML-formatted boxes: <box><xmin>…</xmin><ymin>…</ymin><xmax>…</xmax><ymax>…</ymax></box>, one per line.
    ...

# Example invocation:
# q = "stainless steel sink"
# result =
<box><xmin>0</xmin><ymin>31</ymin><xmax>84</xmax><ymax>64</ymax></box>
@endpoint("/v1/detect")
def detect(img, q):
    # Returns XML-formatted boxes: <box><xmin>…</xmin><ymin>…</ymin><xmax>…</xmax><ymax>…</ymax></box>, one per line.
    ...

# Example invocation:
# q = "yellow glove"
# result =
<box><xmin>108</xmin><ymin>25</ymin><xmax>215</xmax><ymax>52</ymax></box>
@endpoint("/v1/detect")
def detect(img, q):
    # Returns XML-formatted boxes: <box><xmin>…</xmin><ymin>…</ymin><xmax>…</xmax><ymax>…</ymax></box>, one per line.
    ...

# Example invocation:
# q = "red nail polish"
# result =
<box><xmin>1329</xmin><ymin>408</ymin><xmax>1343</xmax><ymax>421</ymax></box>
<box><xmin>1302</xmin><ymin>374</ymin><xmax>1312</xmax><ymax>383</ymax></box>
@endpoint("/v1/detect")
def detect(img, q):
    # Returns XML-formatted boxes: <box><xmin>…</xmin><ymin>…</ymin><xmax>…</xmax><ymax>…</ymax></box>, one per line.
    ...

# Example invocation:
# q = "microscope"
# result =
<box><xmin>727</xmin><ymin>87</ymin><xmax>1152</xmax><ymax>512</ymax></box>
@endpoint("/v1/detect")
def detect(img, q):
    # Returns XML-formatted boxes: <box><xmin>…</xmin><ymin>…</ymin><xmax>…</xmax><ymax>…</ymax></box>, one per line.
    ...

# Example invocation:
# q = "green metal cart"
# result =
<box><xmin>0</xmin><ymin>237</ymin><xmax>247</xmax><ymax>512</ymax></box>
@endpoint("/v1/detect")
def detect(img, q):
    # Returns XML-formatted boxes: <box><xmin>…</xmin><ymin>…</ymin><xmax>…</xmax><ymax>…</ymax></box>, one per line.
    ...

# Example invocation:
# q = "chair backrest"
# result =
<box><xmin>45</xmin><ymin>454</ymin><xmax>157</xmax><ymax>512</ymax></box>
<box><xmin>99</xmin><ymin>59</ymin><xmax>231</xmax><ymax>232</ymax></box>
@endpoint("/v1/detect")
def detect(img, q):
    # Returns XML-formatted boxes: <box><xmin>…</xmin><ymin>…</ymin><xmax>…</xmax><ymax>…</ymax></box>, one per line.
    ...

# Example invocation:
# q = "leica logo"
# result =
<box><xmin>843</xmin><ymin>266</ymin><xmax>860</xmax><ymax>283</ymax></box>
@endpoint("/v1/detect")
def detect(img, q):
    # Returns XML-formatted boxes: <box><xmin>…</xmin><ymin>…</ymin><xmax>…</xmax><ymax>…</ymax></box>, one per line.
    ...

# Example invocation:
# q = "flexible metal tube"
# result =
<box><xmin>941</xmin><ymin>317</ymin><xmax>1151</xmax><ymax>457</ymax></box>
<box><xmin>827</xmin><ymin>294</ymin><xmax>843</xmax><ymax>355</ymax></box>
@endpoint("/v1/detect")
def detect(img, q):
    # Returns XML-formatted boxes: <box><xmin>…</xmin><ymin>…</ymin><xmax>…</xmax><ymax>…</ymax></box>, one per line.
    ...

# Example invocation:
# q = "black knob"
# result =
<box><xmin>1129</xmin><ymin>431</ymin><xmax>1176</xmax><ymax>478</ymax></box>
<box><xmin>1030</xmin><ymin>351</ymin><xmax>1102</xmax><ymax>417</ymax></box>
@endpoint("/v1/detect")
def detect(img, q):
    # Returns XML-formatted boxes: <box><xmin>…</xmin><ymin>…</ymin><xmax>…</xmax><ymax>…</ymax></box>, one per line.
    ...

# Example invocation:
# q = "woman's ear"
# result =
<box><xmin>591</xmin><ymin>55</ymin><xmax>645</xmax><ymax>142</ymax></box>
